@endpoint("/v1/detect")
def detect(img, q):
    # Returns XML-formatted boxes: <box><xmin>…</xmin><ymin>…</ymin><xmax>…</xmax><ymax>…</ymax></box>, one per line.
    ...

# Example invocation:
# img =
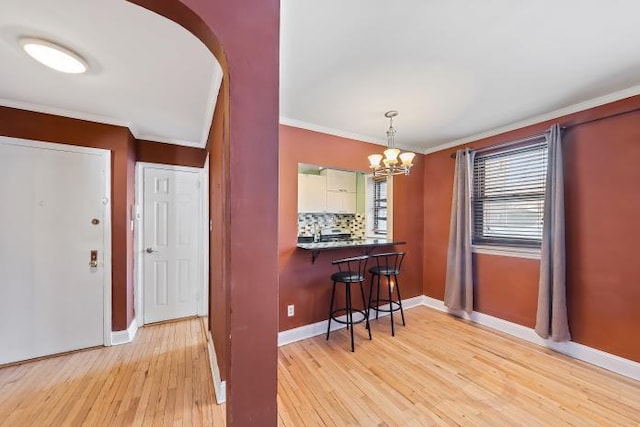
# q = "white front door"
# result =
<box><xmin>0</xmin><ymin>138</ymin><xmax>109</xmax><ymax>365</ymax></box>
<box><xmin>143</xmin><ymin>166</ymin><xmax>201</xmax><ymax>324</ymax></box>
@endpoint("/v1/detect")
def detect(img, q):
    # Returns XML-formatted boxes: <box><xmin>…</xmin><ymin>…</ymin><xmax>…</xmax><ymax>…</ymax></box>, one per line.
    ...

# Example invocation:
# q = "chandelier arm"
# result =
<box><xmin>369</xmin><ymin>110</ymin><xmax>414</xmax><ymax>177</ymax></box>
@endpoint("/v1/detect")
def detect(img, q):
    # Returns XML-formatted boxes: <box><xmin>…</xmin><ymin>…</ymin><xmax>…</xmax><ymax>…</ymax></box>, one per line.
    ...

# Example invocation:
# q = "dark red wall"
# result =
<box><xmin>423</xmin><ymin>96</ymin><xmax>640</xmax><ymax>362</ymax></box>
<box><xmin>563</xmin><ymin>109</ymin><xmax>640</xmax><ymax>360</ymax></box>
<box><xmin>279</xmin><ymin>125</ymin><xmax>424</xmax><ymax>331</ymax></box>
<box><xmin>136</xmin><ymin>139</ymin><xmax>207</xmax><ymax>167</ymax></box>
<box><xmin>0</xmin><ymin>106</ymin><xmax>135</xmax><ymax>331</ymax></box>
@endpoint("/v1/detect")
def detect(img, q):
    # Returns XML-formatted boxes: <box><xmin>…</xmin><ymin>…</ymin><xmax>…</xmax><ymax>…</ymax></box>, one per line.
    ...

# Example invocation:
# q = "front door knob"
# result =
<box><xmin>146</xmin><ymin>247</ymin><xmax>157</xmax><ymax>254</ymax></box>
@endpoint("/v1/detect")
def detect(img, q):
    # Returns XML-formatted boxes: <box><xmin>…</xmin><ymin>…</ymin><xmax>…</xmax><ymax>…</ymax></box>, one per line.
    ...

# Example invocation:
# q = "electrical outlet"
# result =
<box><xmin>287</xmin><ymin>304</ymin><xmax>295</xmax><ymax>317</ymax></box>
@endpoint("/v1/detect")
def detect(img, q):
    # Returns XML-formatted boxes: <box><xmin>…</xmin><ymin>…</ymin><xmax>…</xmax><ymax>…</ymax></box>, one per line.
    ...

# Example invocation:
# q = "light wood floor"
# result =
<box><xmin>3</xmin><ymin>308</ymin><xmax>639</xmax><ymax>426</ymax></box>
<box><xmin>278</xmin><ymin>306</ymin><xmax>640</xmax><ymax>426</ymax></box>
<box><xmin>0</xmin><ymin>318</ymin><xmax>225</xmax><ymax>426</ymax></box>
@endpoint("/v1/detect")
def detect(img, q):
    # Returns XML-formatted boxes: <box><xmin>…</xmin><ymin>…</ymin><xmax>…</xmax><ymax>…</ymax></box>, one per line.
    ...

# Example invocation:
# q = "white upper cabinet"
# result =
<box><xmin>298</xmin><ymin>173</ymin><xmax>327</xmax><ymax>212</ymax></box>
<box><xmin>323</xmin><ymin>169</ymin><xmax>357</xmax><ymax>193</ymax></box>
<box><xmin>326</xmin><ymin>190</ymin><xmax>357</xmax><ymax>214</ymax></box>
<box><xmin>323</xmin><ymin>169</ymin><xmax>357</xmax><ymax>213</ymax></box>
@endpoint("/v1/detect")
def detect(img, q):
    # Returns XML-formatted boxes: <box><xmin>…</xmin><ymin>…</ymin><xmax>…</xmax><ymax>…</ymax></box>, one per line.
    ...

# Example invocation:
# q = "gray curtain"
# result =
<box><xmin>535</xmin><ymin>124</ymin><xmax>571</xmax><ymax>341</ymax></box>
<box><xmin>444</xmin><ymin>148</ymin><xmax>474</xmax><ymax>313</ymax></box>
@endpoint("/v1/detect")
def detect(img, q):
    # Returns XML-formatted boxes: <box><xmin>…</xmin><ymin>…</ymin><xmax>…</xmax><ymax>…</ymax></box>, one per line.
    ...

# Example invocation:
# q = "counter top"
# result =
<box><xmin>297</xmin><ymin>239</ymin><xmax>405</xmax><ymax>250</ymax></box>
<box><xmin>297</xmin><ymin>239</ymin><xmax>406</xmax><ymax>263</ymax></box>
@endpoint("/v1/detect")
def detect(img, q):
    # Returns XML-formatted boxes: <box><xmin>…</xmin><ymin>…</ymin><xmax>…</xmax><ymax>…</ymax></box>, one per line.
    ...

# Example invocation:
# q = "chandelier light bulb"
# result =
<box><xmin>368</xmin><ymin>154</ymin><xmax>383</xmax><ymax>168</ymax></box>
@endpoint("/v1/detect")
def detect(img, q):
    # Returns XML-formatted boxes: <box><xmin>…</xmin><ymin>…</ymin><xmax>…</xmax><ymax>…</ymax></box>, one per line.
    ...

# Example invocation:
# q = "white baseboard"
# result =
<box><xmin>110</xmin><ymin>317</ymin><xmax>138</xmax><ymax>346</ymax></box>
<box><xmin>205</xmin><ymin>330</ymin><xmax>226</xmax><ymax>404</ymax></box>
<box><xmin>278</xmin><ymin>296</ymin><xmax>423</xmax><ymax>347</ymax></box>
<box><xmin>421</xmin><ymin>296</ymin><xmax>640</xmax><ymax>381</ymax></box>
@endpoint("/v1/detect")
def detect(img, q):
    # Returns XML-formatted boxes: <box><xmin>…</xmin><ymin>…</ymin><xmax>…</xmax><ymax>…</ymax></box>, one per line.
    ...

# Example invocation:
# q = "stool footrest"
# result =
<box><xmin>369</xmin><ymin>299</ymin><xmax>403</xmax><ymax>313</ymax></box>
<box><xmin>330</xmin><ymin>308</ymin><xmax>368</xmax><ymax>325</ymax></box>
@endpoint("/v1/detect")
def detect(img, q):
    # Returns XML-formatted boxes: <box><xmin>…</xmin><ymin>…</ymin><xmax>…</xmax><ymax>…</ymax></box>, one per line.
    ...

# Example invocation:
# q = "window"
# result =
<box><xmin>366</xmin><ymin>175</ymin><xmax>389</xmax><ymax>237</ymax></box>
<box><xmin>473</xmin><ymin>138</ymin><xmax>547</xmax><ymax>248</ymax></box>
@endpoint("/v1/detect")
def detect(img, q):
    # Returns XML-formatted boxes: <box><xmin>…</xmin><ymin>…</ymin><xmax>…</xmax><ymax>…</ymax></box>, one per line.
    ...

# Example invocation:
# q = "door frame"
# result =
<box><xmin>0</xmin><ymin>136</ymin><xmax>112</xmax><ymax>347</ymax></box>
<box><xmin>134</xmin><ymin>162</ymin><xmax>208</xmax><ymax>325</ymax></box>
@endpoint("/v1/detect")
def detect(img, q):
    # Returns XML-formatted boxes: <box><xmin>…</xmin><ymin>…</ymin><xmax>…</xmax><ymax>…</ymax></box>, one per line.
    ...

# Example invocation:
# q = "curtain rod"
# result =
<box><xmin>449</xmin><ymin>105</ymin><xmax>640</xmax><ymax>159</ymax></box>
<box><xmin>449</xmin><ymin>133</ymin><xmax>545</xmax><ymax>158</ymax></box>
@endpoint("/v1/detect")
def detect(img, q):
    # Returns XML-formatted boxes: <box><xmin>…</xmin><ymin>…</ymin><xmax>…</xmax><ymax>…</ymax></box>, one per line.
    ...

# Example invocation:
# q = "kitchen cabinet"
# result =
<box><xmin>323</xmin><ymin>169</ymin><xmax>357</xmax><ymax>193</ymax></box>
<box><xmin>322</xmin><ymin>169</ymin><xmax>357</xmax><ymax>213</ymax></box>
<box><xmin>326</xmin><ymin>190</ymin><xmax>357</xmax><ymax>214</ymax></box>
<box><xmin>298</xmin><ymin>173</ymin><xmax>327</xmax><ymax>212</ymax></box>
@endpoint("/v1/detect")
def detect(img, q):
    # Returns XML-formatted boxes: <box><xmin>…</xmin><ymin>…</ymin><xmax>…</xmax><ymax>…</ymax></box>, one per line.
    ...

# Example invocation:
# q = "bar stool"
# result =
<box><xmin>367</xmin><ymin>252</ymin><xmax>406</xmax><ymax>336</ymax></box>
<box><xmin>326</xmin><ymin>255</ymin><xmax>371</xmax><ymax>352</ymax></box>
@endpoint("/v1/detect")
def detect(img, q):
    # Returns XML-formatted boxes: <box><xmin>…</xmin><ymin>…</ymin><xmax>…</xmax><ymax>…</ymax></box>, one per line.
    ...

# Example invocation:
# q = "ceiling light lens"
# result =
<box><xmin>21</xmin><ymin>39</ymin><xmax>87</xmax><ymax>74</ymax></box>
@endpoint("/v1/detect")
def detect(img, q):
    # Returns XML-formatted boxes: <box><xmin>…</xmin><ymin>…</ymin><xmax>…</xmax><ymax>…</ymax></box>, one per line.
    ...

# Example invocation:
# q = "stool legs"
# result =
<box><xmin>326</xmin><ymin>281</ymin><xmax>337</xmax><ymax>340</ymax></box>
<box><xmin>367</xmin><ymin>275</ymin><xmax>374</xmax><ymax>322</ymax></box>
<box><xmin>387</xmin><ymin>275</ymin><xmax>395</xmax><ymax>336</ymax></box>
<box><xmin>327</xmin><ymin>281</ymin><xmax>370</xmax><ymax>352</ymax></box>
<box><xmin>367</xmin><ymin>273</ymin><xmax>406</xmax><ymax>336</ymax></box>
<box><xmin>359</xmin><ymin>282</ymin><xmax>372</xmax><ymax>340</ymax></box>
<box><xmin>395</xmin><ymin>276</ymin><xmax>406</xmax><ymax>326</ymax></box>
<box><xmin>345</xmin><ymin>283</ymin><xmax>354</xmax><ymax>351</ymax></box>
<box><xmin>375</xmin><ymin>275</ymin><xmax>381</xmax><ymax>319</ymax></box>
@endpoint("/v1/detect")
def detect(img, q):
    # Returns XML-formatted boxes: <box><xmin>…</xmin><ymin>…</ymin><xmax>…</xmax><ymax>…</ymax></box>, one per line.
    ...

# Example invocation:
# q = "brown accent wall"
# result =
<box><xmin>128</xmin><ymin>0</ymin><xmax>280</xmax><ymax>424</ymax></box>
<box><xmin>206</xmin><ymin>80</ymin><xmax>230</xmax><ymax>387</ymax></box>
<box><xmin>279</xmin><ymin>125</ymin><xmax>425</xmax><ymax>331</ymax></box>
<box><xmin>136</xmin><ymin>139</ymin><xmax>207</xmax><ymax>167</ymax></box>
<box><xmin>0</xmin><ymin>106</ymin><xmax>135</xmax><ymax>331</ymax></box>
<box><xmin>423</xmin><ymin>96</ymin><xmax>640</xmax><ymax>362</ymax></box>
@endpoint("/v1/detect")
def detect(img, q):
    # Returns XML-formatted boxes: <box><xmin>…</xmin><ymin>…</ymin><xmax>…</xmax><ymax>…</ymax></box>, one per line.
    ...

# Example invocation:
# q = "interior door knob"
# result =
<box><xmin>146</xmin><ymin>247</ymin><xmax>157</xmax><ymax>253</ymax></box>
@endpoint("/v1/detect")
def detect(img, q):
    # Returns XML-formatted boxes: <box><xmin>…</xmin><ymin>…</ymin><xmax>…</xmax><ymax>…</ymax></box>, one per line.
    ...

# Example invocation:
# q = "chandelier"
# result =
<box><xmin>368</xmin><ymin>111</ymin><xmax>415</xmax><ymax>178</ymax></box>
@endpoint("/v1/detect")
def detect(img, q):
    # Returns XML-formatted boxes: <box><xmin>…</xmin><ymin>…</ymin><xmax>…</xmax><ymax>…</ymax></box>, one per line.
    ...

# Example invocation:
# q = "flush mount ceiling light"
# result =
<box><xmin>368</xmin><ymin>111</ymin><xmax>415</xmax><ymax>178</ymax></box>
<box><xmin>19</xmin><ymin>37</ymin><xmax>88</xmax><ymax>74</ymax></box>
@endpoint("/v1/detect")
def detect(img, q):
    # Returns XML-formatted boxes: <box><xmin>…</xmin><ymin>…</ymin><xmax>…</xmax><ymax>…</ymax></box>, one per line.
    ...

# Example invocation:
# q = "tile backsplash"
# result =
<box><xmin>298</xmin><ymin>213</ymin><xmax>365</xmax><ymax>239</ymax></box>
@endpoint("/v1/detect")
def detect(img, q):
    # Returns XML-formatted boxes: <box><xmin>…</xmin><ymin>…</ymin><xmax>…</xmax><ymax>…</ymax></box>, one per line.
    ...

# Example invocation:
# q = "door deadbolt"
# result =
<box><xmin>89</xmin><ymin>250</ymin><xmax>98</xmax><ymax>268</ymax></box>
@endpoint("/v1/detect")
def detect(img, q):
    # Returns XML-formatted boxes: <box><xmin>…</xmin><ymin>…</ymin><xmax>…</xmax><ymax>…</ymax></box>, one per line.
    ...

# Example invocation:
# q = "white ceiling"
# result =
<box><xmin>280</xmin><ymin>1</ymin><xmax>640</xmax><ymax>153</ymax></box>
<box><xmin>0</xmin><ymin>0</ymin><xmax>221</xmax><ymax>148</ymax></box>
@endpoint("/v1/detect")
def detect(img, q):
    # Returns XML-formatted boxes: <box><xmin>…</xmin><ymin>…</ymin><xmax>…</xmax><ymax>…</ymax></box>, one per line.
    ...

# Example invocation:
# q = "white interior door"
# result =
<box><xmin>0</xmin><ymin>138</ymin><xmax>108</xmax><ymax>365</ymax></box>
<box><xmin>143</xmin><ymin>167</ymin><xmax>201</xmax><ymax>324</ymax></box>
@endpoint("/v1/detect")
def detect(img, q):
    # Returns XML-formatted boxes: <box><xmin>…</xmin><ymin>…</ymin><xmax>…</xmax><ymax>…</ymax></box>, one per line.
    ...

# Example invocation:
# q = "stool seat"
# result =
<box><xmin>331</xmin><ymin>271</ymin><xmax>364</xmax><ymax>283</ymax></box>
<box><xmin>369</xmin><ymin>266</ymin><xmax>400</xmax><ymax>276</ymax></box>
<box><xmin>326</xmin><ymin>255</ymin><xmax>371</xmax><ymax>352</ymax></box>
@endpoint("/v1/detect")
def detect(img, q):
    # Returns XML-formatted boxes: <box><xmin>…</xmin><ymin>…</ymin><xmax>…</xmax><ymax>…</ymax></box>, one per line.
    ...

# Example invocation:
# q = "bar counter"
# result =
<box><xmin>297</xmin><ymin>239</ymin><xmax>406</xmax><ymax>263</ymax></box>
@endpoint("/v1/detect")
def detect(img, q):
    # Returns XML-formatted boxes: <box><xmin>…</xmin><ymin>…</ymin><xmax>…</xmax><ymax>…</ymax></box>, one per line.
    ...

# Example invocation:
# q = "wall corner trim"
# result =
<box><xmin>420</xmin><ymin>295</ymin><xmax>640</xmax><ymax>381</ymax></box>
<box><xmin>205</xmin><ymin>329</ymin><xmax>227</xmax><ymax>404</ymax></box>
<box><xmin>110</xmin><ymin>317</ymin><xmax>138</xmax><ymax>346</ymax></box>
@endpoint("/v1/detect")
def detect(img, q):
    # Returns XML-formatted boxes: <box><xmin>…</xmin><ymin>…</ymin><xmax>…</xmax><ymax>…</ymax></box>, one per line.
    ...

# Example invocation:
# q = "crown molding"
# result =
<box><xmin>280</xmin><ymin>116</ymin><xmax>386</xmax><ymax>146</ymax></box>
<box><xmin>0</xmin><ymin>98</ymin><xmax>204</xmax><ymax>148</ymax></box>
<box><xmin>421</xmin><ymin>84</ymin><xmax>640</xmax><ymax>155</ymax></box>
<box><xmin>0</xmin><ymin>97</ymin><xmax>132</xmax><ymax>129</ymax></box>
<box><xmin>279</xmin><ymin>116</ymin><xmax>424</xmax><ymax>153</ymax></box>
<box><xmin>135</xmin><ymin>133</ymin><xmax>203</xmax><ymax>148</ymax></box>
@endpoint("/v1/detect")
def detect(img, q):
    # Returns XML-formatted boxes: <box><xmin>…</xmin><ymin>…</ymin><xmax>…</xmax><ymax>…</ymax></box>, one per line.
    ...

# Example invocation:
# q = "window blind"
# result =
<box><xmin>373</xmin><ymin>178</ymin><xmax>387</xmax><ymax>234</ymax></box>
<box><xmin>473</xmin><ymin>138</ymin><xmax>548</xmax><ymax>247</ymax></box>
